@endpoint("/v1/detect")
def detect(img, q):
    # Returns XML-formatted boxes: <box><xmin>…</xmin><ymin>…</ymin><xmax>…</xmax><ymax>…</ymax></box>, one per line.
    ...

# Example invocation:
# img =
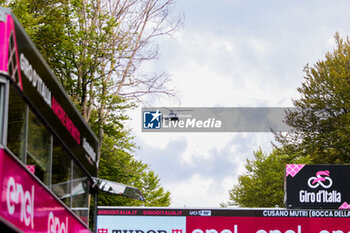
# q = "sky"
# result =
<box><xmin>127</xmin><ymin>0</ymin><xmax>350</xmax><ymax>207</ymax></box>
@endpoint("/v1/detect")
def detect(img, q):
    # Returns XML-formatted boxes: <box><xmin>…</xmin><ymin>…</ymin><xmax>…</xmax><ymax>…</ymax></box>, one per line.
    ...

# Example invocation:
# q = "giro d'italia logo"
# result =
<box><xmin>307</xmin><ymin>170</ymin><xmax>333</xmax><ymax>189</ymax></box>
<box><xmin>143</xmin><ymin>110</ymin><xmax>162</xmax><ymax>129</ymax></box>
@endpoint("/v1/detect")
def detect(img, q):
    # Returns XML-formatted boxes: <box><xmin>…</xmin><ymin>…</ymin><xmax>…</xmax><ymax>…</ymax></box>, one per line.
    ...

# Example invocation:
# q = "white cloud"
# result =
<box><xmin>133</xmin><ymin>131</ymin><xmax>275</xmax><ymax>206</ymax></box>
<box><xmin>166</xmin><ymin>173</ymin><xmax>231</xmax><ymax>207</ymax></box>
<box><xmin>153</xmin><ymin>28</ymin><xmax>302</xmax><ymax>108</ymax></box>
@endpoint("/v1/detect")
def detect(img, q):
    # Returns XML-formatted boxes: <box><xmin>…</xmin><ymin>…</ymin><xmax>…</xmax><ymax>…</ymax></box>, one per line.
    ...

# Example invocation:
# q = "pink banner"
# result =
<box><xmin>0</xmin><ymin>13</ymin><xmax>23</xmax><ymax>89</ymax></box>
<box><xmin>187</xmin><ymin>216</ymin><xmax>350</xmax><ymax>233</ymax></box>
<box><xmin>0</xmin><ymin>149</ymin><xmax>91</xmax><ymax>233</ymax></box>
<box><xmin>0</xmin><ymin>13</ymin><xmax>11</xmax><ymax>73</ymax></box>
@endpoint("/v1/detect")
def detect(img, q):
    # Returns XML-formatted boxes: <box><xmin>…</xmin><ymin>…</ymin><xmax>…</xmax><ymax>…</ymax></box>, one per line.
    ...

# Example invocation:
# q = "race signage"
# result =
<box><xmin>285</xmin><ymin>164</ymin><xmax>350</xmax><ymax>209</ymax></box>
<box><xmin>0</xmin><ymin>149</ymin><xmax>90</xmax><ymax>233</ymax></box>
<box><xmin>97</xmin><ymin>207</ymin><xmax>350</xmax><ymax>233</ymax></box>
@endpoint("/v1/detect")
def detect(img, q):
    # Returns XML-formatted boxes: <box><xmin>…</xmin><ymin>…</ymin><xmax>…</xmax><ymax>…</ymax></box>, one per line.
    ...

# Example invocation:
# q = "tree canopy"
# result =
<box><xmin>2</xmin><ymin>0</ymin><xmax>178</xmax><ymax>207</ymax></box>
<box><xmin>226</xmin><ymin>33</ymin><xmax>350</xmax><ymax>208</ymax></box>
<box><xmin>224</xmin><ymin>149</ymin><xmax>287</xmax><ymax>208</ymax></box>
<box><xmin>223</xmin><ymin>148</ymin><xmax>311</xmax><ymax>208</ymax></box>
<box><xmin>275</xmin><ymin>33</ymin><xmax>350</xmax><ymax>164</ymax></box>
<box><xmin>98</xmin><ymin>136</ymin><xmax>170</xmax><ymax>207</ymax></box>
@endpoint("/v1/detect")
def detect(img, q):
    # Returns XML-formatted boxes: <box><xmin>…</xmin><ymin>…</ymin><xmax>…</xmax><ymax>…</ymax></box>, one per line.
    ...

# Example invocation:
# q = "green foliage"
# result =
<box><xmin>225</xmin><ymin>149</ymin><xmax>286</xmax><ymax>207</ymax></box>
<box><xmin>98</xmin><ymin>136</ymin><xmax>170</xmax><ymax>207</ymax></box>
<box><xmin>276</xmin><ymin>33</ymin><xmax>350</xmax><ymax>164</ymax></box>
<box><xmin>3</xmin><ymin>0</ymin><xmax>173</xmax><ymax>208</ymax></box>
<box><xmin>3</xmin><ymin>0</ymin><xmax>69</xmax><ymax>65</ymax></box>
<box><xmin>224</xmin><ymin>148</ymin><xmax>310</xmax><ymax>208</ymax></box>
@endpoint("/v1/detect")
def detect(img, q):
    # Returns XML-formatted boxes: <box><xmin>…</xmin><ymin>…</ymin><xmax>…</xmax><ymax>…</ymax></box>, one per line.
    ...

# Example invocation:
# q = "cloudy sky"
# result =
<box><xmin>127</xmin><ymin>0</ymin><xmax>350</xmax><ymax>207</ymax></box>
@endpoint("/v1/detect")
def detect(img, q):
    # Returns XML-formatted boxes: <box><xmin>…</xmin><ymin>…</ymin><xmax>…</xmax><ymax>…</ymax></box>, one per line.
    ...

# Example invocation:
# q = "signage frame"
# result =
<box><xmin>284</xmin><ymin>164</ymin><xmax>350</xmax><ymax>209</ymax></box>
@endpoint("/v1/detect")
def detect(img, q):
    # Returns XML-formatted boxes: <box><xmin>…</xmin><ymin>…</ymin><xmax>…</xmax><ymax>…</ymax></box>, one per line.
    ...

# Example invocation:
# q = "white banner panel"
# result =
<box><xmin>97</xmin><ymin>215</ymin><xmax>186</xmax><ymax>233</ymax></box>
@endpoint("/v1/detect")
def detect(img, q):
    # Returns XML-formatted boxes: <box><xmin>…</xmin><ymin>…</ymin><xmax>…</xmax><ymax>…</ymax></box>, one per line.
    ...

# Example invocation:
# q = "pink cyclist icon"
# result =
<box><xmin>307</xmin><ymin>170</ymin><xmax>333</xmax><ymax>189</ymax></box>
